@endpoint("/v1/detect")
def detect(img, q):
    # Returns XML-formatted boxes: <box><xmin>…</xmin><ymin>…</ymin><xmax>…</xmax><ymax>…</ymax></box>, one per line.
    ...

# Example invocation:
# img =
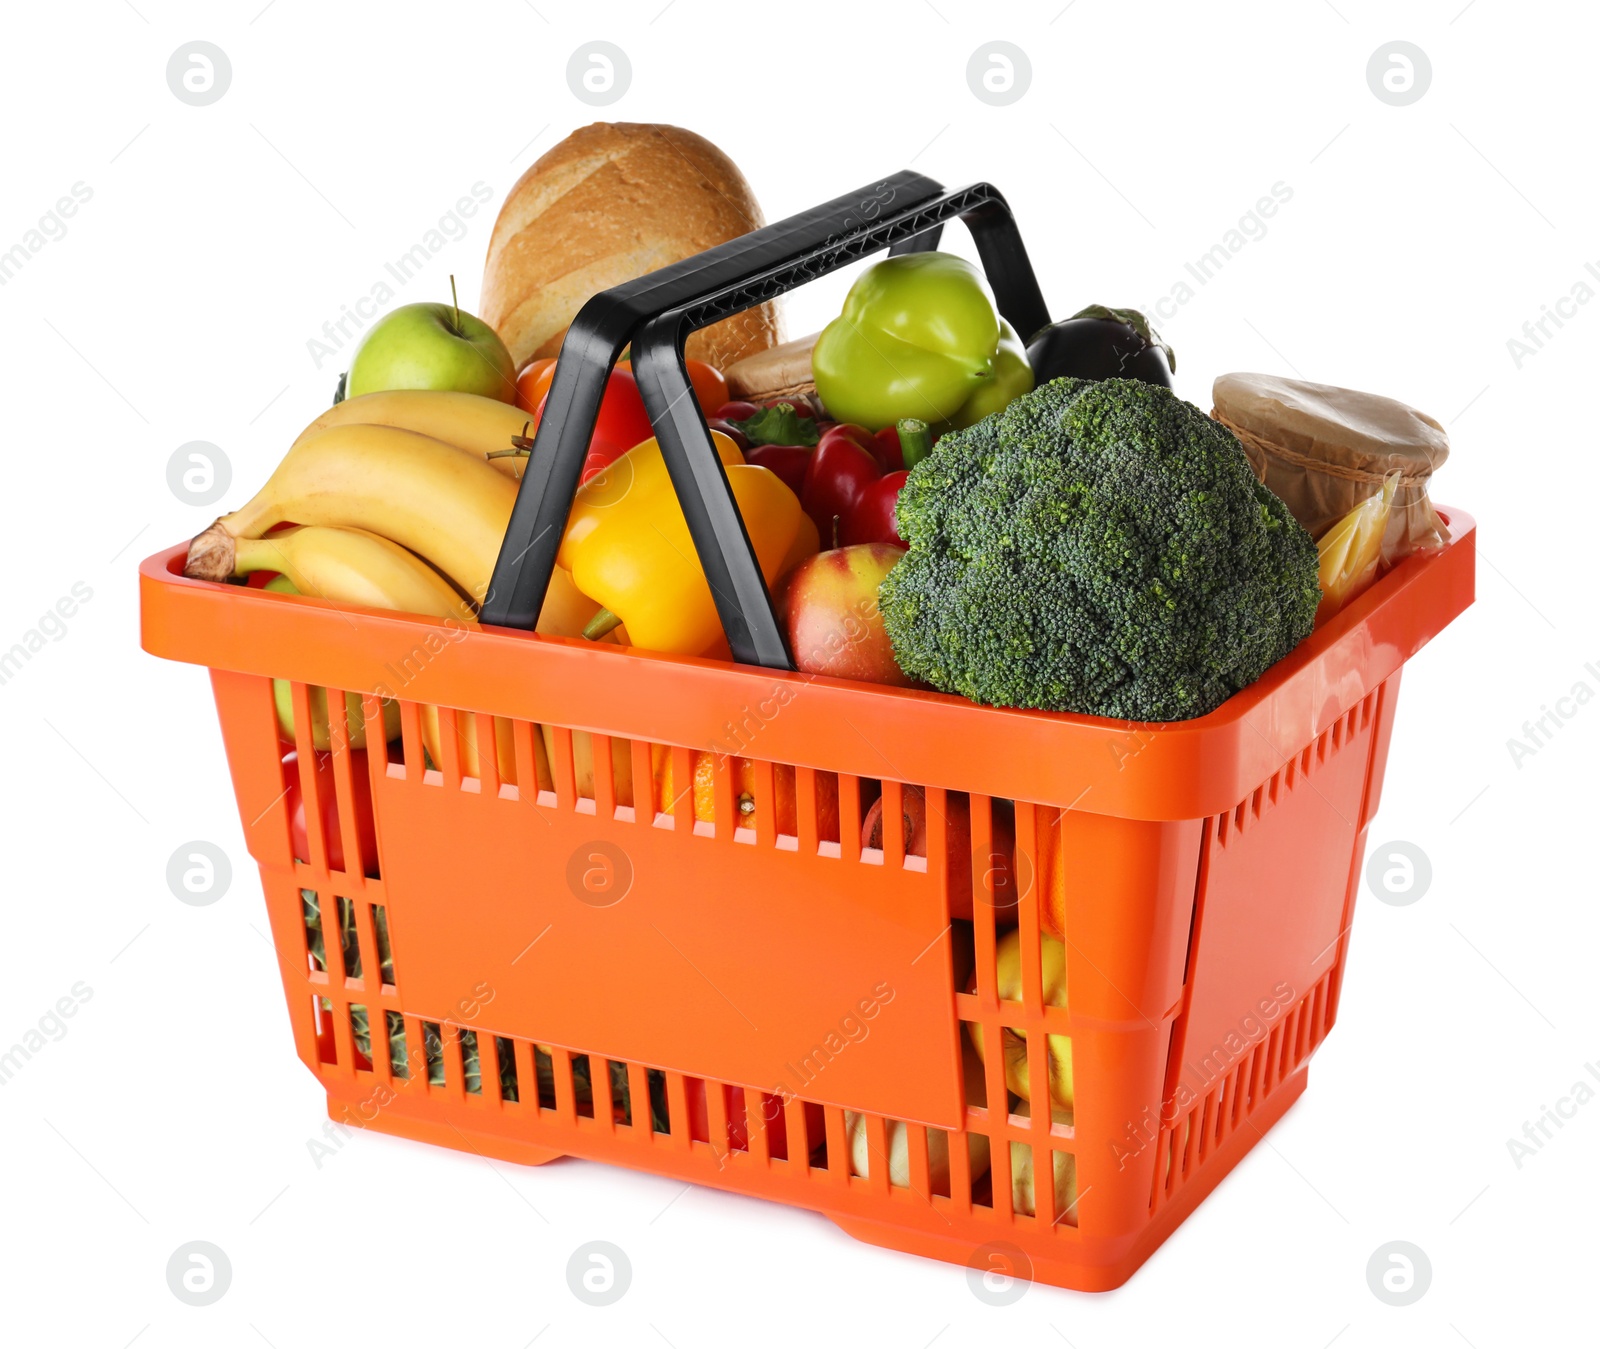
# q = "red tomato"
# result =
<box><xmin>685</xmin><ymin>361</ymin><xmax>730</xmax><ymax>414</ymax></box>
<box><xmin>285</xmin><ymin>748</ymin><xmax>378</xmax><ymax>877</ymax></box>
<box><xmin>538</xmin><ymin>367</ymin><xmax>656</xmax><ymax>482</ymax></box>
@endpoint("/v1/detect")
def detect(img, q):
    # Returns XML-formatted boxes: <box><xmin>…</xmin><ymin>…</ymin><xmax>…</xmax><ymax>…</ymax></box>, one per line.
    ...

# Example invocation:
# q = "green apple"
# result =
<box><xmin>346</xmin><ymin>300</ymin><xmax>516</xmax><ymax>402</ymax></box>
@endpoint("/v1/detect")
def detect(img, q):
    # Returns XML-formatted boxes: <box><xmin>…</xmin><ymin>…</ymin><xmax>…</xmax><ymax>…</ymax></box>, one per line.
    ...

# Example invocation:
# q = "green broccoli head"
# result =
<box><xmin>880</xmin><ymin>377</ymin><xmax>1321</xmax><ymax>721</ymax></box>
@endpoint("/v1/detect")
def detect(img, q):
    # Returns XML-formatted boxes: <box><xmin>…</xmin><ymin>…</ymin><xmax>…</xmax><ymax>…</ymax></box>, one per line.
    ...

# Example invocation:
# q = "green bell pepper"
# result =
<box><xmin>810</xmin><ymin>252</ymin><xmax>1034</xmax><ymax>431</ymax></box>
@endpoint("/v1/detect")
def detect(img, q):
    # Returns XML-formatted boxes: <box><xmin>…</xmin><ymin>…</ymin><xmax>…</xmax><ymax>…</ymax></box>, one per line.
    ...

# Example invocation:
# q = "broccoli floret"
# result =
<box><xmin>880</xmin><ymin>377</ymin><xmax>1321</xmax><ymax>721</ymax></box>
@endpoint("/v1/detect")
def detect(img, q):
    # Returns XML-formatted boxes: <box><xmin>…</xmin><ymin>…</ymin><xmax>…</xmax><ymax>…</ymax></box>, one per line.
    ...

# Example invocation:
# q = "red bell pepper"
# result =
<box><xmin>745</xmin><ymin>444</ymin><xmax>811</xmax><ymax>497</ymax></box>
<box><xmin>801</xmin><ymin>434</ymin><xmax>911</xmax><ymax>549</ymax></box>
<box><xmin>873</xmin><ymin>424</ymin><xmax>904</xmax><ymax>470</ymax></box>
<box><xmin>820</xmin><ymin>419</ymin><xmax>924</xmax><ymax>473</ymax></box>
<box><xmin>841</xmin><ymin>470</ymin><xmax>909</xmax><ymax>547</ymax></box>
<box><xmin>801</xmin><ymin>435</ymin><xmax>880</xmax><ymax>545</ymax></box>
<box><xmin>817</xmin><ymin>421</ymin><xmax>878</xmax><ymax>461</ymax></box>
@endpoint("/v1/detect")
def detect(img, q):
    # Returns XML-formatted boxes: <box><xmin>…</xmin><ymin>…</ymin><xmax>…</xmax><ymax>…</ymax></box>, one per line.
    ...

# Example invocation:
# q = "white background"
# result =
<box><xmin>1</xmin><ymin>0</ymin><xmax>1595</xmax><ymax>1344</ymax></box>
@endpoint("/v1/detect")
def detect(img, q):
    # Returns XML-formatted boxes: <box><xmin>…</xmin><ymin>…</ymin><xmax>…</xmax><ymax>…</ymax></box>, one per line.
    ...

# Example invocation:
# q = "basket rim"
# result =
<box><xmin>141</xmin><ymin>508</ymin><xmax>1474</xmax><ymax>819</ymax></box>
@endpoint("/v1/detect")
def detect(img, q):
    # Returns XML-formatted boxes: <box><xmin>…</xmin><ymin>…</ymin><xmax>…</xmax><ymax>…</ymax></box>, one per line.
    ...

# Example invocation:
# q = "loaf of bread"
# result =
<box><xmin>482</xmin><ymin>122</ymin><xmax>781</xmax><ymax>372</ymax></box>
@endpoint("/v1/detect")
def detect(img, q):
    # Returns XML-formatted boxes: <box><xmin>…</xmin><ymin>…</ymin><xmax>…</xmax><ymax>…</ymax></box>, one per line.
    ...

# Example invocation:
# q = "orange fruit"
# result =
<box><xmin>652</xmin><ymin>749</ymin><xmax>839</xmax><ymax>840</ymax></box>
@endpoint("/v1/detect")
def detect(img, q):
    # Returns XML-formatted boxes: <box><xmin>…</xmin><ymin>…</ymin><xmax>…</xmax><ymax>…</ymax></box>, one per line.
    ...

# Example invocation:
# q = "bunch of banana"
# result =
<box><xmin>226</xmin><ymin>526</ymin><xmax>509</xmax><ymax>780</ymax></box>
<box><xmin>185</xmin><ymin>390</ymin><xmax>603</xmax><ymax>785</ymax></box>
<box><xmin>292</xmin><ymin>389</ymin><xmax>536</xmax><ymax>481</ymax></box>
<box><xmin>185</xmin><ymin>388</ymin><xmax>601</xmax><ymax>625</ymax></box>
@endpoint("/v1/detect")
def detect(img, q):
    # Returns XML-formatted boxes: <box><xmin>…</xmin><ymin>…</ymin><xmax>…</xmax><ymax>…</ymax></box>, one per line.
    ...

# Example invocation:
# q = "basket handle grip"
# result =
<box><xmin>480</xmin><ymin>171</ymin><xmax>1049</xmax><ymax>669</ymax></box>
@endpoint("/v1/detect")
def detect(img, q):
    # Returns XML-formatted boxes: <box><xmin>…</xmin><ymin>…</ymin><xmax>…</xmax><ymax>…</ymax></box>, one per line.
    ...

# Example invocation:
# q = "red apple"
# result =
<box><xmin>779</xmin><ymin>544</ymin><xmax>914</xmax><ymax>686</ymax></box>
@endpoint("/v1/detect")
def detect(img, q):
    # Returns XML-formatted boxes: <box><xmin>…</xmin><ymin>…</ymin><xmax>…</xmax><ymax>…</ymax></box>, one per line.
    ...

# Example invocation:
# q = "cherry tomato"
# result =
<box><xmin>514</xmin><ymin>358</ymin><xmax>557</xmax><ymax>415</ymax></box>
<box><xmin>686</xmin><ymin>362</ymin><xmax>731</xmax><ymax>414</ymax></box>
<box><xmin>714</xmin><ymin>400</ymin><xmax>761</xmax><ymax>423</ymax></box>
<box><xmin>768</xmin><ymin>396</ymin><xmax>815</xmax><ymax>418</ymax></box>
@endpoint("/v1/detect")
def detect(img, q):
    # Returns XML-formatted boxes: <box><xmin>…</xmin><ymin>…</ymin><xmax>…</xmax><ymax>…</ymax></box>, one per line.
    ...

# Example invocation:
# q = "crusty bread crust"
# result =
<box><xmin>482</xmin><ymin>123</ymin><xmax>781</xmax><ymax>372</ymax></box>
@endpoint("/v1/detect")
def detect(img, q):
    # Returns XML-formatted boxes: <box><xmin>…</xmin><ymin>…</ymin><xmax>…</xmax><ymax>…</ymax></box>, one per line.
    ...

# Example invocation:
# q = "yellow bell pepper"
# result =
<box><xmin>558</xmin><ymin>431</ymin><xmax>815</xmax><ymax>655</ymax></box>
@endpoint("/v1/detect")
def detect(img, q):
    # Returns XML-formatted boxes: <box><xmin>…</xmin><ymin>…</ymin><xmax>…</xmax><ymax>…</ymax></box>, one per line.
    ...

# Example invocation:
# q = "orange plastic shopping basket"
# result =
<box><xmin>141</xmin><ymin>172</ymin><xmax>1476</xmax><ymax>1291</ymax></box>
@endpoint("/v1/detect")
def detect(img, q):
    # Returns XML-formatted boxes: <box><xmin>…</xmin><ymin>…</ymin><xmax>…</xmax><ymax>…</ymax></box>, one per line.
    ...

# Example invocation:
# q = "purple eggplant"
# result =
<box><xmin>1027</xmin><ymin>304</ymin><xmax>1176</xmax><ymax>389</ymax></box>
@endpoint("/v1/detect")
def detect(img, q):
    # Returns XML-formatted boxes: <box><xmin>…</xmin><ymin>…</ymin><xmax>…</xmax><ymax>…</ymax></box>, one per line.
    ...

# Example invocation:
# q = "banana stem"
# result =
<box><xmin>184</xmin><ymin>523</ymin><xmax>239</xmax><ymax>582</ymax></box>
<box><xmin>583</xmin><ymin>608</ymin><xmax>623</xmax><ymax>641</ymax></box>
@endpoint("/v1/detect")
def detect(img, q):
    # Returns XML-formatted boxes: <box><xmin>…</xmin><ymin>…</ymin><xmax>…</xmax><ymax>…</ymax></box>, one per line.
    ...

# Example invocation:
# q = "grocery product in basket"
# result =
<box><xmin>843</xmin><ymin>473</ymin><xmax>911</xmax><ymax>549</ymax></box>
<box><xmin>719</xmin><ymin>402</ymin><xmax>821</xmax><ymax>499</ymax></box>
<box><xmin>1211</xmin><ymin>372</ymin><xmax>1450</xmax><ymax>565</ymax></box>
<box><xmin>880</xmin><ymin>377</ymin><xmax>1321</xmax><ymax>720</ymax></box>
<box><xmin>284</xmin><ymin>748</ymin><xmax>376</xmax><ymax>876</ymax></box>
<box><xmin>238</xmin><ymin>525</ymin><xmax>471</xmax><ymax>623</ymax></box>
<box><xmin>183</xmin><ymin>417</ymin><xmax>604</xmax><ymax>640</ymax></box>
<box><xmin>1026</xmin><ymin>304</ymin><xmax>1176</xmax><ymax>389</ymax></box>
<box><xmin>811</xmin><ymin>252</ymin><xmax>1033</xmax><ymax>431</ymax></box>
<box><xmin>259</xmin><ymin>573</ymin><xmax>401</xmax><ymax>750</ymax></box>
<box><xmin>562</xmin><ymin>433</ymin><xmax>816</xmax><ymax>655</ymax></box>
<box><xmin>1010</xmin><ymin>1099</ymin><xmax>1078</xmax><ymax>1221</ymax></box>
<box><xmin>1316</xmin><ymin>474</ymin><xmax>1398</xmax><ymax>623</ymax></box>
<box><xmin>970</xmin><ymin>928</ymin><xmax>1073</xmax><ymax>1109</ymax></box>
<box><xmin>848</xmin><ymin>1047</ymin><xmax>992</xmax><ymax>1188</ymax></box>
<box><xmin>345</xmin><ymin>287</ymin><xmax>516</xmax><ymax>403</ymax></box>
<box><xmin>292</xmin><ymin>388</ymin><xmax>535</xmax><ymax>480</ymax></box>
<box><xmin>184</xmin><ymin>422</ymin><xmax>517</xmax><ymax>604</ymax></box>
<box><xmin>844</xmin><ymin>470</ymin><xmax>912</xmax><ymax>549</ymax></box>
<box><xmin>526</xmin><ymin>365</ymin><xmax>655</xmax><ymax>483</ymax></box>
<box><xmin>779</xmin><ymin>544</ymin><xmax>913</xmax><ymax>686</ymax></box>
<box><xmin>861</xmin><ymin>788</ymin><xmax>1017</xmax><ymax>922</ymax></box>
<box><xmin>650</xmin><ymin>749</ymin><xmax>842</xmax><ymax>838</ymax></box>
<box><xmin>724</xmin><ymin>331</ymin><xmax>819</xmax><ymax>403</ymax></box>
<box><xmin>725</xmin><ymin>400</ymin><xmax>819</xmax><ymax>449</ymax></box>
<box><xmin>481</xmin><ymin>122</ymin><xmax>780</xmax><ymax>371</ymax></box>
<box><xmin>799</xmin><ymin>427</ymin><xmax>917</xmax><ymax>547</ymax></box>
<box><xmin>237</xmin><ymin>530</ymin><xmax>518</xmax><ymax>781</ymax></box>
<box><xmin>519</xmin><ymin>356</ymin><xmax>730</xmax><ymax>424</ymax></box>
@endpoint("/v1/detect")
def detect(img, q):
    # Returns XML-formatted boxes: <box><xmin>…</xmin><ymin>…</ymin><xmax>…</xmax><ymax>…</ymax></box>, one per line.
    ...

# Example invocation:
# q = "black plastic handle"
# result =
<box><xmin>480</xmin><ymin>171</ymin><xmax>1050</xmax><ymax>671</ymax></box>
